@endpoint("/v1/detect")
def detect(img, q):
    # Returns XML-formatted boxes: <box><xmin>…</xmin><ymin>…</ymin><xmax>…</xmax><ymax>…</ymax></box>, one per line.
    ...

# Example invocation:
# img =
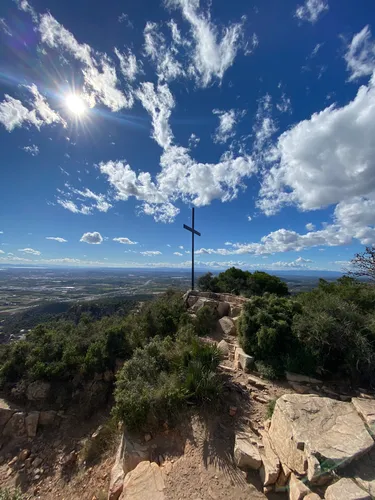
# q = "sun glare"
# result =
<box><xmin>65</xmin><ymin>94</ymin><xmax>86</xmax><ymax>117</ymax></box>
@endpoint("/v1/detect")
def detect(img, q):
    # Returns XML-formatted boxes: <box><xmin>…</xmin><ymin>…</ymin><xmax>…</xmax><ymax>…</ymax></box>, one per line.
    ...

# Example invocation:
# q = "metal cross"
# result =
<box><xmin>183</xmin><ymin>207</ymin><xmax>201</xmax><ymax>290</ymax></box>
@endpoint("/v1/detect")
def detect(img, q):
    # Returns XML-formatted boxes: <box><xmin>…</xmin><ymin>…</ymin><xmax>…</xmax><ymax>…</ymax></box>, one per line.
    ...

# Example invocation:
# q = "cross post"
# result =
<box><xmin>183</xmin><ymin>207</ymin><xmax>201</xmax><ymax>290</ymax></box>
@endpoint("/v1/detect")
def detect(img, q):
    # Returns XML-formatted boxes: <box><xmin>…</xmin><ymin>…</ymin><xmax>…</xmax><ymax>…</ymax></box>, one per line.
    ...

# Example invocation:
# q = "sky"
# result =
<box><xmin>1</xmin><ymin>0</ymin><xmax>375</xmax><ymax>272</ymax></box>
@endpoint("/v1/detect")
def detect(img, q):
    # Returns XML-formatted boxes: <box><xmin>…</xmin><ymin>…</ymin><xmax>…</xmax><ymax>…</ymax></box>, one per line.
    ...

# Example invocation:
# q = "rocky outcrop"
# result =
<box><xmin>268</xmin><ymin>394</ymin><xmax>374</xmax><ymax>483</ymax></box>
<box><xmin>352</xmin><ymin>398</ymin><xmax>375</xmax><ymax>428</ymax></box>
<box><xmin>234</xmin><ymin>432</ymin><xmax>262</xmax><ymax>470</ymax></box>
<box><xmin>288</xmin><ymin>473</ymin><xmax>311</xmax><ymax>500</ymax></box>
<box><xmin>259</xmin><ymin>430</ymin><xmax>280</xmax><ymax>486</ymax></box>
<box><xmin>234</xmin><ymin>347</ymin><xmax>254</xmax><ymax>372</ymax></box>
<box><xmin>217</xmin><ymin>316</ymin><xmax>236</xmax><ymax>336</ymax></box>
<box><xmin>120</xmin><ymin>461</ymin><xmax>165</xmax><ymax>500</ymax></box>
<box><xmin>0</xmin><ymin>401</ymin><xmax>59</xmax><ymax>440</ymax></box>
<box><xmin>325</xmin><ymin>478</ymin><xmax>370</xmax><ymax>500</ymax></box>
<box><xmin>25</xmin><ymin>411</ymin><xmax>39</xmax><ymax>438</ymax></box>
<box><xmin>183</xmin><ymin>290</ymin><xmax>248</xmax><ymax>322</ymax></box>
<box><xmin>26</xmin><ymin>381</ymin><xmax>51</xmax><ymax>401</ymax></box>
<box><xmin>217</xmin><ymin>340</ymin><xmax>230</xmax><ymax>356</ymax></box>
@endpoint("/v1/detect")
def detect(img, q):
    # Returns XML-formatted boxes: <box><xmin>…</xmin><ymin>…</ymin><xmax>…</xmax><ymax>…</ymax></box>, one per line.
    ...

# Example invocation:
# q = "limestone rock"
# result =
<box><xmin>352</xmin><ymin>398</ymin><xmax>375</xmax><ymax>427</ymax></box>
<box><xmin>39</xmin><ymin>410</ymin><xmax>57</xmax><ymax>426</ymax></box>
<box><xmin>325</xmin><ymin>478</ymin><xmax>370</xmax><ymax>500</ymax></box>
<box><xmin>234</xmin><ymin>432</ymin><xmax>262</xmax><ymax>470</ymax></box>
<box><xmin>268</xmin><ymin>394</ymin><xmax>374</xmax><ymax>483</ymax></box>
<box><xmin>26</xmin><ymin>381</ymin><xmax>51</xmax><ymax>401</ymax></box>
<box><xmin>217</xmin><ymin>301</ymin><xmax>230</xmax><ymax>318</ymax></box>
<box><xmin>304</xmin><ymin>495</ymin><xmax>321</xmax><ymax>500</ymax></box>
<box><xmin>285</xmin><ymin>372</ymin><xmax>322</xmax><ymax>385</ymax></box>
<box><xmin>288</xmin><ymin>473</ymin><xmax>311</xmax><ymax>500</ymax></box>
<box><xmin>234</xmin><ymin>347</ymin><xmax>254</xmax><ymax>372</ymax></box>
<box><xmin>109</xmin><ymin>435</ymin><xmax>125</xmax><ymax>500</ymax></box>
<box><xmin>217</xmin><ymin>317</ymin><xmax>236</xmax><ymax>336</ymax></box>
<box><xmin>217</xmin><ymin>340</ymin><xmax>230</xmax><ymax>356</ymax></box>
<box><xmin>259</xmin><ymin>430</ymin><xmax>280</xmax><ymax>486</ymax></box>
<box><xmin>230</xmin><ymin>305</ymin><xmax>242</xmax><ymax>318</ymax></box>
<box><xmin>248</xmin><ymin>376</ymin><xmax>268</xmax><ymax>390</ymax></box>
<box><xmin>3</xmin><ymin>411</ymin><xmax>26</xmax><ymax>437</ymax></box>
<box><xmin>120</xmin><ymin>461</ymin><xmax>165</xmax><ymax>500</ymax></box>
<box><xmin>122</xmin><ymin>432</ymin><xmax>150</xmax><ymax>474</ymax></box>
<box><xmin>25</xmin><ymin>412</ymin><xmax>39</xmax><ymax>438</ymax></box>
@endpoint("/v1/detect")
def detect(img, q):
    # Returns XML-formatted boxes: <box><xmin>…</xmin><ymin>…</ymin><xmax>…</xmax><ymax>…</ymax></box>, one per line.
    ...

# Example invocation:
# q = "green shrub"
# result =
<box><xmin>197</xmin><ymin>267</ymin><xmax>289</xmax><ymax>297</ymax></box>
<box><xmin>194</xmin><ymin>305</ymin><xmax>218</xmax><ymax>336</ymax></box>
<box><xmin>81</xmin><ymin>418</ymin><xmax>119</xmax><ymax>464</ymax></box>
<box><xmin>266</xmin><ymin>398</ymin><xmax>277</xmax><ymax>419</ymax></box>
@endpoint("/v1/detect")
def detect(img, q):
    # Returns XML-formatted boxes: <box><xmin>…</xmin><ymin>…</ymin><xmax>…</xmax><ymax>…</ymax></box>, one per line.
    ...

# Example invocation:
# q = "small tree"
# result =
<box><xmin>348</xmin><ymin>247</ymin><xmax>375</xmax><ymax>281</ymax></box>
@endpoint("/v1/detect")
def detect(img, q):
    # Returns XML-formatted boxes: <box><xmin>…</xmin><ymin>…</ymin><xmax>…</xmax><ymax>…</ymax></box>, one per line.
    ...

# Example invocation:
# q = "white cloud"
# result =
<box><xmin>80</xmin><ymin>231</ymin><xmax>103</xmax><ymax>244</ymax></box>
<box><xmin>18</xmin><ymin>247</ymin><xmax>41</xmax><ymax>255</ymax></box>
<box><xmin>113</xmin><ymin>237</ymin><xmax>137</xmax><ymax>245</ymax></box>
<box><xmin>46</xmin><ymin>237</ymin><xmax>67</xmax><ymax>243</ymax></box>
<box><xmin>276</xmin><ymin>94</ymin><xmax>292</xmax><ymax>114</ymax></box>
<box><xmin>344</xmin><ymin>26</ymin><xmax>375</xmax><ymax>81</ymax></box>
<box><xmin>115</xmin><ymin>48</ymin><xmax>141</xmax><ymax>82</ymax></box>
<box><xmin>140</xmin><ymin>250</ymin><xmax>162</xmax><ymax>256</ymax></box>
<box><xmin>38</xmin><ymin>13</ymin><xmax>132</xmax><ymax>111</ymax></box>
<box><xmin>252</xmin><ymin>94</ymin><xmax>277</xmax><ymax>154</ymax></box>
<box><xmin>0</xmin><ymin>19</ymin><xmax>12</xmax><ymax>36</ymax></box>
<box><xmin>174</xmin><ymin>252</ymin><xmax>183</xmax><ymax>256</ymax></box>
<box><xmin>188</xmin><ymin>133</ymin><xmax>200</xmax><ymax>148</ymax></box>
<box><xmin>143</xmin><ymin>21</ymin><xmax>185</xmax><ymax>82</ymax></box>
<box><xmin>179</xmin><ymin>245</ymin><xmax>184</xmax><ymax>249</ymax></box>
<box><xmin>56</xmin><ymin>187</ymin><xmax>112</xmax><ymax>214</ymax></box>
<box><xmin>247</xmin><ymin>215</ymin><xmax>252</xmax><ymax>222</ymax></box>
<box><xmin>311</xmin><ymin>42</ymin><xmax>324</xmax><ymax>58</ymax></box>
<box><xmin>57</xmin><ymin>199</ymin><xmax>92</xmax><ymax>215</ymax></box>
<box><xmin>0</xmin><ymin>250</ymin><xmax>4</xmax><ymax>254</ymax></box>
<box><xmin>22</xmin><ymin>144</ymin><xmax>39</xmax><ymax>156</ymax></box>
<box><xmin>165</xmin><ymin>0</ymin><xmax>245</xmax><ymax>87</ymax></box>
<box><xmin>224</xmin><ymin>242</ymin><xmax>232</xmax><ymax>246</ymax></box>
<box><xmin>295</xmin><ymin>0</ymin><xmax>328</xmax><ymax>24</ymax></box>
<box><xmin>305</xmin><ymin>223</ymin><xmax>316</xmax><ymax>231</ymax></box>
<box><xmin>213</xmin><ymin>109</ymin><xmax>245</xmax><ymax>143</ymax></box>
<box><xmin>136</xmin><ymin>82</ymin><xmax>175</xmax><ymax>148</ymax></box>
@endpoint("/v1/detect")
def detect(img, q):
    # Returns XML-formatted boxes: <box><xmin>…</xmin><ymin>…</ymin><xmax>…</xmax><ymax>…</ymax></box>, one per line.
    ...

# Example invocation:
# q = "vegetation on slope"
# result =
<box><xmin>198</xmin><ymin>267</ymin><xmax>289</xmax><ymax>297</ymax></box>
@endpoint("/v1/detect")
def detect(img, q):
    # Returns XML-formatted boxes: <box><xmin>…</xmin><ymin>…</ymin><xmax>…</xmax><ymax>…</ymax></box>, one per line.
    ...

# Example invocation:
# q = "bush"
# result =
<box><xmin>197</xmin><ymin>267</ymin><xmax>289</xmax><ymax>297</ymax></box>
<box><xmin>0</xmin><ymin>488</ymin><xmax>23</xmax><ymax>500</ymax></box>
<box><xmin>194</xmin><ymin>305</ymin><xmax>218</xmax><ymax>336</ymax></box>
<box><xmin>113</xmin><ymin>334</ymin><xmax>223</xmax><ymax>431</ymax></box>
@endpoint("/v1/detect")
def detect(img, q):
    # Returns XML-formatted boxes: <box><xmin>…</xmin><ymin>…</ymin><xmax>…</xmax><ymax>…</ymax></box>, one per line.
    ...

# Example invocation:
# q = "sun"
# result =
<box><xmin>65</xmin><ymin>93</ymin><xmax>86</xmax><ymax>117</ymax></box>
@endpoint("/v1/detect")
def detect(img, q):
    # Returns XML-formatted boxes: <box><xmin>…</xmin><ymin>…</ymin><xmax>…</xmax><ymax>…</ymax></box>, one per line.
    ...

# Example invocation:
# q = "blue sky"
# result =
<box><xmin>0</xmin><ymin>0</ymin><xmax>375</xmax><ymax>271</ymax></box>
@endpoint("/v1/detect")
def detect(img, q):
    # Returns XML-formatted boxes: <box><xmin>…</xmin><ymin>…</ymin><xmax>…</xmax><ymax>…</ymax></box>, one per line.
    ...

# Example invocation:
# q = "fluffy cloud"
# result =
<box><xmin>165</xmin><ymin>0</ymin><xmax>245</xmax><ymax>86</ymax></box>
<box><xmin>80</xmin><ymin>231</ymin><xmax>103</xmax><ymax>244</ymax></box>
<box><xmin>305</xmin><ymin>223</ymin><xmax>316</xmax><ymax>231</ymax></box>
<box><xmin>38</xmin><ymin>13</ymin><xmax>132</xmax><ymax>111</ymax></box>
<box><xmin>115</xmin><ymin>48</ymin><xmax>141</xmax><ymax>82</ymax></box>
<box><xmin>0</xmin><ymin>250</ymin><xmax>4</xmax><ymax>254</ymax></box>
<box><xmin>140</xmin><ymin>250</ymin><xmax>162</xmax><ymax>256</ymax></box>
<box><xmin>174</xmin><ymin>252</ymin><xmax>183</xmax><ymax>256</ymax></box>
<box><xmin>213</xmin><ymin>109</ymin><xmax>245</xmax><ymax>143</ymax></box>
<box><xmin>22</xmin><ymin>145</ymin><xmax>39</xmax><ymax>156</ymax></box>
<box><xmin>18</xmin><ymin>247</ymin><xmax>41</xmax><ymax>255</ymax></box>
<box><xmin>252</xmin><ymin>95</ymin><xmax>277</xmax><ymax>155</ymax></box>
<box><xmin>295</xmin><ymin>0</ymin><xmax>328</xmax><ymax>24</ymax></box>
<box><xmin>57</xmin><ymin>199</ymin><xmax>92</xmax><ymax>215</ymax></box>
<box><xmin>113</xmin><ymin>237</ymin><xmax>137</xmax><ymax>245</ymax></box>
<box><xmin>46</xmin><ymin>237</ymin><xmax>67</xmax><ymax>243</ymax></box>
<box><xmin>344</xmin><ymin>26</ymin><xmax>375</xmax><ymax>81</ymax></box>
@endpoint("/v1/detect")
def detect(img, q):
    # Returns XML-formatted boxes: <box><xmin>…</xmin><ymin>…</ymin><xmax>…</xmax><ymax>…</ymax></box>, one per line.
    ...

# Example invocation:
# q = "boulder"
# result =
<box><xmin>3</xmin><ymin>411</ymin><xmax>26</xmax><ymax>438</ymax></box>
<box><xmin>0</xmin><ymin>399</ymin><xmax>14</xmax><ymax>428</ymax></box>
<box><xmin>234</xmin><ymin>432</ymin><xmax>262</xmax><ymax>470</ymax></box>
<box><xmin>230</xmin><ymin>305</ymin><xmax>242</xmax><ymax>318</ymax></box>
<box><xmin>234</xmin><ymin>347</ymin><xmax>254</xmax><ymax>372</ymax></box>
<box><xmin>325</xmin><ymin>478</ymin><xmax>370</xmax><ymax>500</ymax></box>
<box><xmin>259</xmin><ymin>430</ymin><xmax>280</xmax><ymax>486</ymax></box>
<box><xmin>217</xmin><ymin>340</ymin><xmax>230</xmax><ymax>356</ymax></box>
<box><xmin>217</xmin><ymin>301</ymin><xmax>230</xmax><ymax>318</ymax></box>
<box><xmin>304</xmin><ymin>495</ymin><xmax>321</xmax><ymax>500</ymax></box>
<box><xmin>285</xmin><ymin>372</ymin><xmax>322</xmax><ymax>385</ymax></box>
<box><xmin>120</xmin><ymin>461</ymin><xmax>165</xmax><ymax>500</ymax></box>
<box><xmin>122</xmin><ymin>432</ymin><xmax>150</xmax><ymax>474</ymax></box>
<box><xmin>26</xmin><ymin>381</ymin><xmax>51</xmax><ymax>401</ymax></box>
<box><xmin>352</xmin><ymin>398</ymin><xmax>375</xmax><ymax>427</ymax></box>
<box><xmin>217</xmin><ymin>317</ymin><xmax>236</xmax><ymax>336</ymax></box>
<box><xmin>25</xmin><ymin>412</ymin><xmax>39</xmax><ymax>438</ymax></box>
<box><xmin>39</xmin><ymin>410</ymin><xmax>57</xmax><ymax>426</ymax></box>
<box><xmin>268</xmin><ymin>394</ymin><xmax>374</xmax><ymax>483</ymax></box>
<box><xmin>288</xmin><ymin>473</ymin><xmax>311</xmax><ymax>500</ymax></box>
<box><xmin>248</xmin><ymin>376</ymin><xmax>268</xmax><ymax>390</ymax></box>
<box><xmin>109</xmin><ymin>434</ymin><xmax>126</xmax><ymax>500</ymax></box>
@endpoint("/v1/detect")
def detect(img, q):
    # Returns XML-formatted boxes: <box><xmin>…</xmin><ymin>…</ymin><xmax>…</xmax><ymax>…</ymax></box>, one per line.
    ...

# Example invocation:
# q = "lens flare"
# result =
<box><xmin>65</xmin><ymin>94</ymin><xmax>86</xmax><ymax>116</ymax></box>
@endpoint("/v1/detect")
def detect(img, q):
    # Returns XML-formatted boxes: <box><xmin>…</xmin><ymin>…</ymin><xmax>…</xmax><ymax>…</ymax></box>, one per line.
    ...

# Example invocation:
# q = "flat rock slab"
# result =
<box><xmin>268</xmin><ymin>394</ymin><xmax>374</xmax><ymax>482</ymax></box>
<box><xmin>120</xmin><ymin>461</ymin><xmax>165</xmax><ymax>500</ymax></box>
<box><xmin>285</xmin><ymin>372</ymin><xmax>322</xmax><ymax>384</ymax></box>
<box><xmin>234</xmin><ymin>432</ymin><xmax>262</xmax><ymax>470</ymax></box>
<box><xmin>352</xmin><ymin>398</ymin><xmax>375</xmax><ymax>428</ymax></box>
<box><xmin>325</xmin><ymin>478</ymin><xmax>370</xmax><ymax>500</ymax></box>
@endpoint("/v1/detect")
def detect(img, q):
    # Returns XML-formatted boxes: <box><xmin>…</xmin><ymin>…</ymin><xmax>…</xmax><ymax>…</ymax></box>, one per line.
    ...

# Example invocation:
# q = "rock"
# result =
<box><xmin>263</xmin><ymin>485</ymin><xmax>273</xmax><ymax>494</ymax></box>
<box><xmin>288</xmin><ymin>473</ymin><xmax>311</xmax><ymax>500</ymax></box>
<box><xmin>259</xmin><ymin>430</ymin><xmax>280</xmax><ymax>486</ymax></box>
<box><xmin>217</xmin><ymin>340</ymin><xmax>230</xmax><ymax>356</ymax></box>
<box><xmin>26</xmin><ymin>381</ymin><xmax>51</xmax><ymax>401</ymax></box>
<box><xmin>325</xmin><ymin>478</ymin><xmax>370</xmax><ymax>500</ymax></box>
<box><xmin>0</xmin><ymin>399</ymin><xmax>14</xmax><ymax>428</ymax></box>
<box><xmin>234</xmin><ymin>432</ymin><xmax>262</xmax><ymax>470</ymax></box>
<box><xmin>268</xmin><ymin>394</ymin><xmax>374</xmax><ymax>483</ymax></box>
<box><xmin>19</xmin><ymin>449</ymin><xmax>31</xmax><ymax>461</ymax></box>
<box><xmin>217</xmin><ymin>317</ymin><xmax>236</xmax><ymax>336</ymax></box>
<box><xmin>144</xmin><ymin>433</ymin><xmax>152</xmax><ymax>442</ymax></box>
<box><xmin>253</xmin><ymin>395</ymin><xmax>270</xmax><ymax>404</ymax></box>
<box><xmin>120</xmin><ymin>461</ymin><xmax>165</xmax><ymax>500</ymax></box>
<box><xmin>217</xmin><ymin>301</ymin><xmax>230</xmax><ymax>318</ymax></box>
<box><xmin>230</xmin><ymin>305</ymin><xmax>242</xmax><ymax>318</ymax></box>
<box><xmin>235</xmin><ymin>347</ymin><xmax>254</xmax><ymax>372</ymax></box>
<box><xmin>285</xmin><ymin>372</ymin><xmax>322</xmax><ymax>385</ymax></box>
<box><xmin>25</xmin><ymin>412</ymin><xmax>39</xmax><ymax>438</ymax></box>
<box><xmin>39</xmin><ymin>410</ymin><xmax>57</xmax><ymax>426</ymax></box>
<box><xmin>304</xmin><ymin>495</ymin><xmax>321</xmax><ymax>500</ymax></box>
<box><xmin>352</xmin><ymin>398</ymin><xmax>375</xmax><ymax>427</ymax></box>
<box><xmin>32</xmin><ymin>457</ymin><xmax>43</xmax><ymax>468</ymax></box>
<box><xmin>248</xmin><ymin>376</ymin><xmax>268</xmax><ymax>390</ymax></box>
<box><xmin>229</xmin><ymin>406</ymin><xmax>237</xmax><ymax>417</ymax></box>
<box><xmin>109</xmin><ymin>436</ymin><xmax>125</xmax><ymax>500</ymax></box>
<box><xmin>289</xmin><ymin>382</ymin><xmax>310</xmax><ymax>394</ymax></box>
<box><xmin>122</xmin><ymin>432</ymin><xmax>150</xmax><ymax>475</ymax></box>
<box><xmin>3</xmin><ymin>411</ymin><xmax>26</xmax><ymax>437</ymax></box>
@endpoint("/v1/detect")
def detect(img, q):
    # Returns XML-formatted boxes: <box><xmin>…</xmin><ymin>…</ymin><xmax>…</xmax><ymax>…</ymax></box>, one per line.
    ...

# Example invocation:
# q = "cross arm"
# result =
<box><xmin>183</xmin><ymin>224</ymin><xmax>201</xmax><ymax>236</ymax></box>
